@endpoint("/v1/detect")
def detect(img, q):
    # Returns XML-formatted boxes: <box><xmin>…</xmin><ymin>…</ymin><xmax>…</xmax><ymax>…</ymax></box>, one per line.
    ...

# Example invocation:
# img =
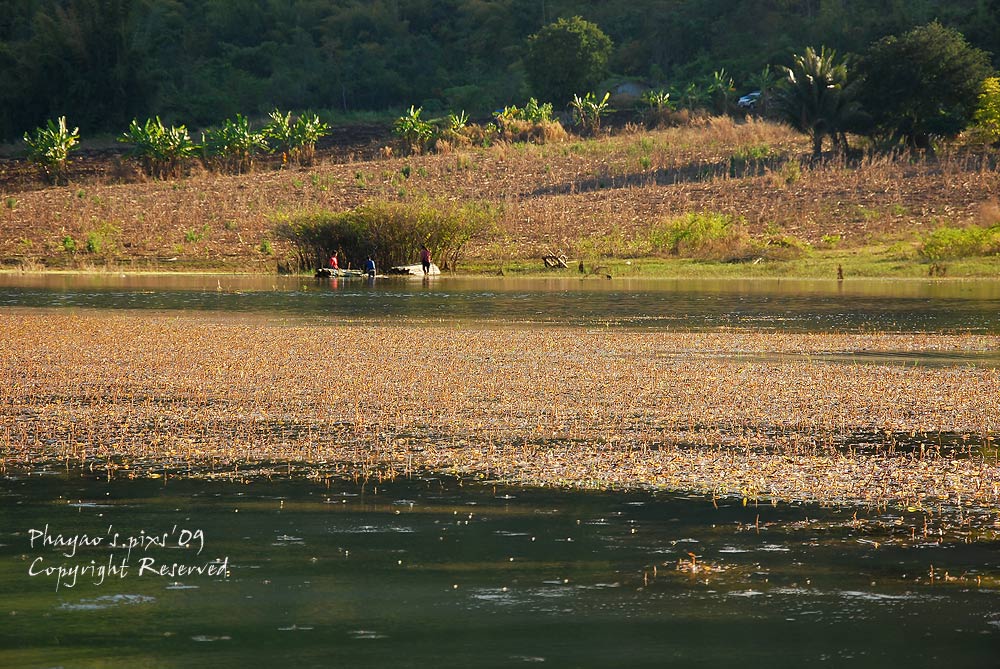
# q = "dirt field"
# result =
<box><xmin>2</xmin><ymin>118</ymin><xmax>998</xmax><ymax>271</ymax></box>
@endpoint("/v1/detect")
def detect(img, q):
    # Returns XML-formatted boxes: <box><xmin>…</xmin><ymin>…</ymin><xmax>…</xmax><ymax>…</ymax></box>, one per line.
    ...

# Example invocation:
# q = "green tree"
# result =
<box><xmin>524</xmin><ymin>16</ymin><xmax>613</xmax><ymax>106</ymax></box>
<box><xmin>775</xmin><ymin>46</ymin><xmax>863</xmax><ymax>157</ymax></box>
<box><xmin>859</xmin><ymin>22</ymin><xmax>992</xmax><ymax>149</ymax></box>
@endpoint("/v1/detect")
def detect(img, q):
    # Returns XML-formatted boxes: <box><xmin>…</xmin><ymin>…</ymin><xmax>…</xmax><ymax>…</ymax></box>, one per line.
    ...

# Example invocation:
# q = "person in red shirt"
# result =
<box><xmin>328</xmin><ymin>253</ymin><xmax>339</xmax><ymax>271</ymax></box>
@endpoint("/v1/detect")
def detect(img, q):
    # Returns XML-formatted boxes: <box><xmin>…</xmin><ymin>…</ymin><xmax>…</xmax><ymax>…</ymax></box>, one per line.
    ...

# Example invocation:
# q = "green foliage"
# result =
<box><xmin>920</xmin><ymin>224</ymin><xmax>1000</xmax><ymax>260</ymax></box>
<box><xmin>706</xmin><ymin>69</ymin><xmax>735</xmax><ymax>115</ymax></box>
<box><xmin>496</xmin><ymin>98</ymin><xmax>553</xmax><ymax>125</ymax></box>
<box><xmin>393</xmin><ymin>106</ymin><xmax>435</xmax><ymax>154</ymax></box>
<box><xmin>569</xmin><ymin>92</ymin><xmax>611</xmax><ymax>135</ymax></box>
<box><xmin>274</xmin><ymin>199</ymin><xmax>500</xmax><ymax>272</ymax></box>
<box><xmin>84</xmin><ymin>221</ymin><xmax>119</xmax><ymax>256</ymax></box>
<box><xmin>524</xmin><ymin>16</ymin><xmax>613</xmax><ymax>105</ymax></box>
<box><xmin>775</xmin><ymin>47</ymin><xmax>863</xmax><ymax>157</ymax></box>
<box><xmin>203</xmin><ymin>114</ymin><xmax>267</xmax><ymax>174</ymax></box>
<box><xmin>446</xmin><ymin>110</ymin><xmax>469</xmax><ymax>132</ymax></box>
<box><xmin>61</xmin><ymin>235</ymin><xmax>77</xmax><ymax>253</ymax></box>
<box><xmin>119</xmin><ymin>117</ymin><xmax>198</xmax><ymax>179</ymax></box>
<box><xmin>972</xmin><ymin>77</ymin><xmax>1000</xmax><ymax>144</ymax></box>
<box><xmin>673</xmin><ymin>81</ymin><xmax>710</xmax><ymax>111</ymax></box>
<box><xmin>745</xmin><ymin>65</ymin><xmax>779</xmax><ymax>114</ymax></box>
<box><xmin>643</xmin><ymin>89</ymin><xmax>673</xmax><ymax>110</ymax></box>
<box><xmin>820</xmin><ymin>234</ymin><xmax>843</xmax><ymax>248</ymax></box>
<box><xmin>860</xmin><ymin>22</ymin><xmax>993</xmax><ymax>149</ymax></box>
<box><xmin>22</xmin><ymin>116</ymin><xmax>79</xmax><ymax>184</ymax></box>
<box><xmin>648</xmin><ymin>212</ymin><xmax>746</xmax><ymax>258</ymax></box>
<box><xmin>493</xmin><ymin>98</ymin><xmax>566</xmax><ymax>144</ymax></box>
<box><xmin>641</xmin><ymin>89</ymin><xmax>676</xmax><ymax>128</ymax></box>
<box><xmin>2</xmin><ymin>2</ymin><xmax>1000</xmax><ymax>142</ymax></box>
<box><xmin>729</xmin><ymin>144</ymin><xmax>779</xmax><ymax>177</ymax></box>
<box><xmin>263</xmin><ymin>110</ymin><xmax>330</xmax><ymax>166</ymax></box>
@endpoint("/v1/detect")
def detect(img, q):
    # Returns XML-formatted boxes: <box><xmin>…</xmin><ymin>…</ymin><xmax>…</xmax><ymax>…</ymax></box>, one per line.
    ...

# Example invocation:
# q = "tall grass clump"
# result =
<box><xmin>647</xmin><ymin>212</ymin><xmax>751</xmax><ymax>260</ymax></box>
<box><xmin>919</xmin><ymin>223</ymin><xmax>1000</xmax><ymax>260</ymax></box>
<box><xmin>274</xmin><ymin>199</ymin><xmax>500</xmax><ymax>272</ymax></box>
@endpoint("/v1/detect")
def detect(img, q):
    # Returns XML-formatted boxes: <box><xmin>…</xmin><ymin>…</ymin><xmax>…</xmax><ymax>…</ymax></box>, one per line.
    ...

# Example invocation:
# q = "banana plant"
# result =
<box><xmin>393</xmin><ymin>106</ymin><xmax>435</xmax><ymax>154</ymax></box>
<box><xmin>569</xmin><ymin>91</ymin><xmax>611</xmax><ymax>135</ymax></box>
<box><xmin>203</xmin><ymin>114</ymin><xmax>268</xmax><ymax>174</ymax></box>
<box><xmin>674</xmin><ymin>81</ymin><xmax>710</xmax><ymax>111</ymax></box>
<box><xmin>446</xmin><ymin>110</ymin><xmax>469</xmax><ymax>132</ymax></box>
<box><xmin>23</xmin><ymin>116</ymin><xmax>80</xmax><ymax>184</ymax></box>
<box><xmin>643</xmin><ymin>89</ymin><xmax>674</xmax><ymax>111</ymax></box>
<box><xmin>119</xmin><ymin>117</ymin><xmax>198</xmax><ymax>178</ymax></box>
<box><xmin>264</xmin><ymin>110</ymin><xmax>330</xmax><ymax>166</ymax></box>
<box><xmin>707</xmin><ymin>68</ymin><xmax>736</xmax><ymax>114</ymax></box>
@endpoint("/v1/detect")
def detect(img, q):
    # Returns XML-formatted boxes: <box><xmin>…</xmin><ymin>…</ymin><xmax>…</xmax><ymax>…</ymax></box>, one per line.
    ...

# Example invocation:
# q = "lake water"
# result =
<box><xmin>2</xmin><ymin>273</ymin><xmax>999</xmax><ymax>667</ymax></box>
<box><xmin>2</xmin><ymin>470</ymin><xmax>998</xmax><ymax>669</ymax></box>
<box><xmin>2</xmin><ymin>273</ymin><xmax>999</xmax><ymax>332</ymax></box>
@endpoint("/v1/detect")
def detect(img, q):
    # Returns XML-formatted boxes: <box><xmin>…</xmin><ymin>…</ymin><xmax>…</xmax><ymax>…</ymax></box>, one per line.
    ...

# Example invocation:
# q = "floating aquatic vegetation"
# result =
<box><xmin>1</xmin><ymin>312</ymin><xmax>997</xmax><ymax>533</ymax></box>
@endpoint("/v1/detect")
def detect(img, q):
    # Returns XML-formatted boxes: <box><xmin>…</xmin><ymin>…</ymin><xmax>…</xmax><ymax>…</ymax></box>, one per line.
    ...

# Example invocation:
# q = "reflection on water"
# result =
<box><xmin>1</xmin><ymin>471</ymin><xmax>998</xmax><ymax>668</ymax></box>
<box><xmin>1</xmin><ymin>273</ymin><xmax>999</xmax><ymax>332</ymax></box>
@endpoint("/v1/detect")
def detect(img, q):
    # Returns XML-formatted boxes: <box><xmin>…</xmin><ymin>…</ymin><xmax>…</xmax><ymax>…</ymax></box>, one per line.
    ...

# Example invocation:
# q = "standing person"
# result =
<box><xmin>328</xmin><ymin>253</ymin><xmax>339</xmax><ymax>271</ymax></box>
<box><xmin>419</xmin><ymin>244</ymin><xmax>431</xmax><ymax>275</ymax></box>
<box><xmin>364</xmin><ymin>256</ymin><xmax>376</xmax><ymax>278</ymax></box>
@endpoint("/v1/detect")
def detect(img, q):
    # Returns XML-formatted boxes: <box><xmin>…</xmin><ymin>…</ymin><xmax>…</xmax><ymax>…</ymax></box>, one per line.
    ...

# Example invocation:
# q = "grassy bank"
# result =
<box><xmin>1</xmin><ymin>117</ymin><xmax>999</xmax><ymax>277</ymax></box>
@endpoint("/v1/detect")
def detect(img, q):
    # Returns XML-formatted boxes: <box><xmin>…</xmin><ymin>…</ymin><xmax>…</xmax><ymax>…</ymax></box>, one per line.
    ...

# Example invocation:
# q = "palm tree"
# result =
<box><xmin>775</xmin><ymin>47</ymin><xmax>862</xmax><ymax>157</ymax></box>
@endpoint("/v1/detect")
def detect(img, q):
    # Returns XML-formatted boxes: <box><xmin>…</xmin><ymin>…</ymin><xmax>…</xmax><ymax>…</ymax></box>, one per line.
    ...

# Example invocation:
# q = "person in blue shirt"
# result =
<box><xmin>364</xmin><ymin>256</ymin><xmax>376</xmax><ymax>278</ymax></box>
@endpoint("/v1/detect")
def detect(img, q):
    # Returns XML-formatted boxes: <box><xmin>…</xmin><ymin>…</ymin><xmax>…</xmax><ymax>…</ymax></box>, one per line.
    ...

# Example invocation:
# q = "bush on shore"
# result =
<box><xmin>273</xmin><ymin>199</ymin><xmax>500</xmax><ymax>272</ymax></box>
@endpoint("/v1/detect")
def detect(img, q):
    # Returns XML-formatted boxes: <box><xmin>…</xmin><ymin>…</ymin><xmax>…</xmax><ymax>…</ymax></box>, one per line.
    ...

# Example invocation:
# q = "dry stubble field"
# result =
<box><xmin>2</xmin><ymin>117</ymin><xmax>999</xmax><ymax>271</ymax></box>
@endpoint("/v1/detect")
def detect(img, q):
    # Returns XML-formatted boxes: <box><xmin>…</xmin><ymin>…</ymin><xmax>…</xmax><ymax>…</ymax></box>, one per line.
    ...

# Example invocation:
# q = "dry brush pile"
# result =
<box><xmin>1</xmin><ymin>311</ymin><xmax>997</xmax><ymax>524</ymax></box>
<box><xmin>2</xmin><ymin>118</ymin><xmax>999</xmax><ymax>270</ymax></box>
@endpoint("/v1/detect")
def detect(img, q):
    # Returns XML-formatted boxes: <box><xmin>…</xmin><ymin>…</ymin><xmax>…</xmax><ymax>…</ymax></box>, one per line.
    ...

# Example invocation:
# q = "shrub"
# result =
<box><xmin>23</xmin><ymin>116</ymin><xmax>79</xmax><ymax>184</ymax></box>
<box><xmin>494</xmin><ymin>99</ymin><xmax>566</xmax><ymax>143</ymax></box>
<box><xmin>642</xmin><ymin>89</ymin><xmax>687</xmax><ymax>128</ymax></box>
<box><xmin>972</xmin><ymin>77</ymin><xmax>1000</xmax><ymax>144</ymax></box>
<box><xmin>647</xmin><ymin>212</ymin><xmax>751</xmax><ymax>260</ymax></box>
<box><xmin>274</xmin><ymin>199</ymin><xmax>500</xmax><ymax>272</ymax></box>
<box><xmin>919</xmin><ymin>224</ymin><xmax>1000</xmax><ymax>260</ymax></box>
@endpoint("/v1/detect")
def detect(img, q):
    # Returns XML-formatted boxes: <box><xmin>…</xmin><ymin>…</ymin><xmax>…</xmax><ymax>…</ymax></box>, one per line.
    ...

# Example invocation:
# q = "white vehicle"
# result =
<box><xmin>737</xmin><ymin>90</ymin><xmax>761</xmax><ymax>109</ymax></box>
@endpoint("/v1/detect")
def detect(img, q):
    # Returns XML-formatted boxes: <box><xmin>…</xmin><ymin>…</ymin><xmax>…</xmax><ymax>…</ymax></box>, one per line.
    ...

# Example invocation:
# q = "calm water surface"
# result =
<box><xmin>2</xmin><ymin>273</ymin><xmax>999</xmax><ymax>332</ymax></box>
<box><xmin>2</xmin><ymin>471</ymin><xmax>998</xmax><ymax>669</ymax></box>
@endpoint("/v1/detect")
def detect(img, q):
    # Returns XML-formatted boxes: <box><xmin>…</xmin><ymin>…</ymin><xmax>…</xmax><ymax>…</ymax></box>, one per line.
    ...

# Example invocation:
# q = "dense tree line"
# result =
<box><xmin>1</xmin><ymin>0</ymin><xmax>997</xmax><ymax>141</ymax></box>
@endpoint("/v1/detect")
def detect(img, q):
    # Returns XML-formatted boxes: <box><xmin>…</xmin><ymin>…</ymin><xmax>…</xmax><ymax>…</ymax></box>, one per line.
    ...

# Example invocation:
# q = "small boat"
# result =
<box><xmin>314</xmin><ymin>268</ymin><xmax>366</xmax><ymax>278</ymax></box>
<box><xmin>387</xmin><ymin>263</ymin><xmax>441</xmax><ymax>276</ymax></box>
